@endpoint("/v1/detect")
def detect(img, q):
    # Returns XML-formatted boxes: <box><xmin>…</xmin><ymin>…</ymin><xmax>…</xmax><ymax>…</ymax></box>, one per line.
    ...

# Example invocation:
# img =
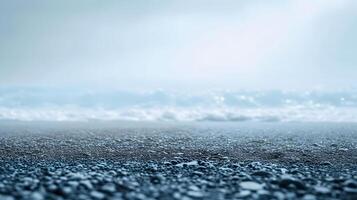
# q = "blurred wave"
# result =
<box><xmin>0</xmin><ymin>88</ymin><xmax>356</xmax><ymax>122</ymax></box>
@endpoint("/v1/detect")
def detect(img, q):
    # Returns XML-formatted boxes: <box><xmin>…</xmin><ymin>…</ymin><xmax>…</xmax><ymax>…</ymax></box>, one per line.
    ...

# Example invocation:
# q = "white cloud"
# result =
<box><xmin>1</xmin><ymin>104</ymin><xmax>357</xmax><ymax>122</ymax></box>
<box><xmin>1</xmin><ymin>87</ymin><xmax>356</xmax><ymax>122</ymax></box>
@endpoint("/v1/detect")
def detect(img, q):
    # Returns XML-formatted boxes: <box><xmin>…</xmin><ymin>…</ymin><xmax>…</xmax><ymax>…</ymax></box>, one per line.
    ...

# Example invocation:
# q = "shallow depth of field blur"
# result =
<box><xmin>0</xmin><ymin>0</ymin><xmax>357</xmax><ymax>123</ymax></box>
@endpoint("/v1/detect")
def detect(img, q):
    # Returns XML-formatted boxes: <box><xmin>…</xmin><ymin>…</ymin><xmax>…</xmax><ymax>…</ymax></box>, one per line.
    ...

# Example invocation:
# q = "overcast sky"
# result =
<box><xmin>1</xmin><ymin>0</ymin><xmax>356</xmax><ymax>91</ymax></box>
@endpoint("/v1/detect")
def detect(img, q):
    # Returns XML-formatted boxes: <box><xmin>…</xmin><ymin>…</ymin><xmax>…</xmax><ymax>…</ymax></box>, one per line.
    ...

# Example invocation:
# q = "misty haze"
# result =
<box><xmin>0</xmin><ymin>1</ymin><xmax>356</xmax><ymax>200</ymax></box>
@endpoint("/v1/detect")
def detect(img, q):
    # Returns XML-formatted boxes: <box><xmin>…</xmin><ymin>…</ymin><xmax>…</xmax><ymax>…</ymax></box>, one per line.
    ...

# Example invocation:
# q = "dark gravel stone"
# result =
<box><xmin>344</xmin><ymin>180</ymin><xmax>357</xmax><ymax>188</ymax></box>
<box><xmin>0</xmin><ymin>122</ymin><xmax>356</xmax><ymax>200</ymax></box>
<box><xmin>251</xmin><ymin>171</ymin><xmax>273</xmax><ymax>177</ymax></box>
<box><xmin>279</xmin><ymin>176</ymin><xmax>307</xmax><ymax>190</ymax></box>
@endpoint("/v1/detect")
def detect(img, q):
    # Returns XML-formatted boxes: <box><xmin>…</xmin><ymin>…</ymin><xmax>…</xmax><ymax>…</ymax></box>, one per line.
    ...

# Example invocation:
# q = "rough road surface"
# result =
<box><xmin>0</xmin><ymin>122</ymin><xmax>356</xmax><ymax>200</ymax></box>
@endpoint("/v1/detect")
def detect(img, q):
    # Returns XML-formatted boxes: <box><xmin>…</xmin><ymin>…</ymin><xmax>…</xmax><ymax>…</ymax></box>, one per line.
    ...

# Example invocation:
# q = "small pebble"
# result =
<box><xmin>240</xmin><ymin>181</ymin><xmax>264</xmax><ymax>191</ymax></box>
<box><xmin>90</xmin><ymin>191</ymin><xmax>105</xmax><ymax>199</ymax></box>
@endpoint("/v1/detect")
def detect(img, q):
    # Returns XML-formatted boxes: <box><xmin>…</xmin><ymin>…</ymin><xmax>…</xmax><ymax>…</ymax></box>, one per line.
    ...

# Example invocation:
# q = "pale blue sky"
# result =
<box><xmin>1</xmin><ymin>0</ymin><xmax>357</xmax><ymax>91</ymax></box>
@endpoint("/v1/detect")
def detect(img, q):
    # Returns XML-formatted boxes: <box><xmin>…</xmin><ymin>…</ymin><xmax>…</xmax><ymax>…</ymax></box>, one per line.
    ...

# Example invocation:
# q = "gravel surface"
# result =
<box><xmin>0</xmin><ymin>122</ymin><xmax>356</xmax><ymax>200</ymax></box>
